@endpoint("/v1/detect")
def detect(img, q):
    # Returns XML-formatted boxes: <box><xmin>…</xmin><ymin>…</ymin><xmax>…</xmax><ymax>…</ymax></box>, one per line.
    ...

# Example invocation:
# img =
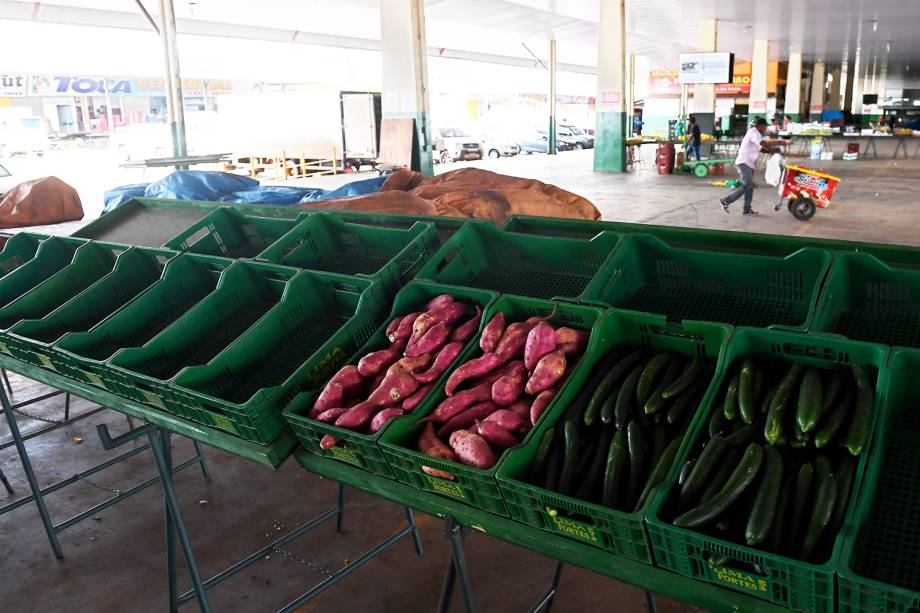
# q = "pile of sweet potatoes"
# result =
<box><xmin>418</xmin><ymin>310</ymin><xmax>588</xmax><ymax>474</ymax></box>
<box><xmin>308</xmin><ymin>294</ymin><xmax>482</xmax><ymax>447</ymax></box>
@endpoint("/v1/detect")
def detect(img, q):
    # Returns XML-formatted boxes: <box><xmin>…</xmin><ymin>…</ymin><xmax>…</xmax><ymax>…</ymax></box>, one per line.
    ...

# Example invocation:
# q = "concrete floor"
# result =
<box><xmin>3</xmin><ymin>141</ymin><xmax>920</xmax><ymax>612</ymax></box>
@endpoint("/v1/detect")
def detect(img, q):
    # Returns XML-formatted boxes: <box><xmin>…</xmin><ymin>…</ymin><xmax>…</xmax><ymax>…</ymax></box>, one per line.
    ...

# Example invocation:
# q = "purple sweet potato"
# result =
<box><xmin>389</xmin><ymin>311</ymin><xmax>420</xmax><ymax>344</ymax></box>
<box><xmin>495</xmin><ymin>321</ymin><xmax>541</xmax><ymax>363</ymax></box>
<box><xmin>312</xmin><ymin>365</ymin><xmax>364</xmax><ymax>415</ymax></box>
<box><xmin>418</xmin><ymin>421</ymin><xmax>457</xmax><ymax>479</ymax></box>
<box><xmin>479</xmin><ymin>312</ymin><xmax>505</xmax><ymax>353</ymax></box>
<box><xmin>411</xmin><ymin>302</ymin><xmax>467</xmax><ymax>345</ymax></box>
<box><xmin>524</xmin><ymin>321</ymin><xmax>557</xmax><ymax>370</ymax></box>
<box><xmin>405</xmin><ymin>321</ymin><xmax>450</xmax><ymax>357</ymax></box>
<box><xmin>357</xmin><ymin>344</ymin><xmax>403</xmax><ymax>377</ymax></box>
<box><xmin>450</xmin><ymin>306</ymin><xmax>482</xmax><ymax>343</ymax></box>
<box><xmin>370</xmin><ymin>407</ymin><xmax>404</xmax><ymax>433</ymax></box>
<box><xmin>445</xmin><ymin>352</ymin><xmax>503</xmax><ymax>396</ymax></box>
<box><xmin>430</xmin><ymin>380</ymin><xmax>494</xmax><ymax>423</ymax></box>
<box><xmin>366</xmin><ymin>364</ymin><xmax>420</xmax><ymax>407</ymax></box>
<box><xmin>508</xmin><ymin>398</ymin><xmax>532</xmax><ymax>419</ymax></box>
<box><xmin>449</xmin><ymin>430</ymin><xmax>497</xmax><ymax>469</ymax></box>
<box><xmin>476</xmin><ymin>420</ymin><xmax>519</xmax><ymax>450</ymax></box>
<box><xmin>525</xmin><ymin>349</ymin><xmax>567</xmax><ymax>395</ymax></box>
<box><xmin>555</xmin><ymin>327</ymin><xmax>588</xmax><ymax>356</ymax></box>
<box><xmin>491</xmin><ymin>361</ymin><xmax>527</xmax><ymax>406</ymax></box>
<box><xmin>315</xmin><ymin>407</ymin><xmax>347</xmax><ymax>423</ymax></box>
<box><xmin>529</xmin><ymin>388</ymin><xmax>557</xmax><ymax>425</ymax></box>
<box><xmin>333</xmin><ymin>401</ymin><xmax>380</xmax><ymax>430</ymax></box>
<box><xmin>424</xmin><ymin>294</ymin><xmax>455</xmax><ymax>310</ymax></box>
<box><xmin>402</xmin><ymin>383</ymin><xmax>433</xmax><ymax>411</ymax></box>
<box><xmin>413</xmin><ymin>342</ymin><xmax>463</xmax><ymax>384</ymax></box>
<box><xmin>483</xmin><ymin>408</ymin><xmax>528</xmax><ymax>435</ymax></box>
<box><xmin>385</xmin><ymin>316</ymin><xmax>402</xmax><ymax>339</ymax></box>
<box><xmin>436</xmin><ymin>400</ymin><xmax>500</xmax><ymax>438</ymax></box>
<box><xmin>320</xmin><ymin>434</ymin><xmax>340</xmax><ymax>449</ymax></box>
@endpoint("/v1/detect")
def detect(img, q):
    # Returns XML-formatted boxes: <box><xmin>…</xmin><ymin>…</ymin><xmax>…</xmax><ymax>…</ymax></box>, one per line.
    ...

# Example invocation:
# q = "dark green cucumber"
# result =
<box><xmin>575</xmin><ymin>440</ymin><xmax>596</xmax><ymax>476</ymax></box>
<box><xmin>815</xmin><ymin>388</ymin><xmax>854</xmax><ymax>448</ymax></box>
<box><xmin>612</xmin><ymin>365</ymin><xmax>643</xmax><ymax>430</ymax></box>
<box><xmin>765</xmin><ymin>362</ymin><xmax>805</xmax><ymax>445</ymax></box>
<box><xmin>575</xmin><ymin>426</ymin><xmax>613</xmax><ymax>501</ymax></box>
<box><xmin>626</xmin><ymin>420</ymin><xmax>646</xmax><ymax>509</ymax></box>
<box><xmin>644</xmin><ymin>357</ymin><xmax>685</xmax><ymax>415</ymax></box>
<box><xmin>566</xmin><ymin>351</ymin><xmax>621</xmax><ymax>425</ymax></box>
<box><xmin>662</xmin><ymin>354</ymin><xmax>704</xmax><ymax>399</ymax></box>
<box><xmin>678</xmin><ymin>459</ymin><xmax>694</xmax><ymax>486</ymax></box>
<box><xmin>790</xmin><ymin>423</ymin><xmax>810</xmax><ymax>448</ymax></box>
<box><xmin>745</xmin><ymin>445</ymin><xmax>783</xmax><ymax>545</ymax></box>
<box><xmin>821</xmin><ymin>369</ymin><xmax>847</xmax><ymax>413</ymax></box>
<box><xmin>680</xmin><ymin>434</ymin><xmax>729</xmax><ymax>505</ymax></box>
<box><xmin>760</xmin><ymin>384</ymin><xmax>777</xmax><ymax>415</ymax></box>
<box><xmin>799</xmin><ymin>473</ymin><xmax>837</xmax><ymax>561</ymax></box>
<box><xmin>815</xmin><ymin>455</ymin><xmax>833</xmax><ymax>482</ymax></box>
<box><xmin>558</xmin><ymin>420</ymin><xmax>580</xmax><ymax>495</ymax></box>
<box><xmin>845</xmin><ymin>364</ymin><xmax>874</xmax><ymax>455</ymax></box>
<box><xmin>529</xmin><ymin>429</ymin><xmax>556</xmax><ymax>482</ymax></box>
<box><xmin>738</xmin><ymin>358</ymin><xmax>757</xmax><ymax>424</ymax></box>
<box><xmin>635</xmin><ymin>436</ymin><xmax>683</xmax><ymax>511</ymax></box>
<box><xmin>543</xmin><ymin>437</ymin><xmax>564</xmax><ymax>491</ymax></box>
<box><xmin>753</xmin><ymin>368</ymin><xmax>766</xmax><ymax>407</ymax></box>
<box><xmin>602</xmin><ymin>430</ymin><xmax>628</xmax><ymax>507</ymax></box>
<box><xmin>796</xmin><ymin>367</ymin><xmax>824</xmax><ymax>433</ymax></box>
<box><xmin>831</xmin><ymin>456</ymin><xmax>855</xmax><ymax>533</ymax></box>
<box><xmin>673</xmin><ymin>443</ymin><xmax>764</xmax><ymax>529</ymax></box>
<box><xmin>666</xmin><ymin>376</ymin><xmax>707</xmax><ymax>426</ymax></box>
<box><xmin>700</xmin><ymin>446</ymin><xmax>741</xmax><ymax>503</ymax></box>
<box><xmin>786</xmin><ymin>462</ymin><xmax>814</xmax><ymax>551</ymax></box>
<box><xmin>636</xmin><ymin>353</ymin><xmax>671</xmax><ymax>407</ymax></box>
<box><xmin>768</xmin><ymin>477</ymin><xmax>793</xmax><ymax>554</ymax></box>
<box><xmin>651</xmin><ymin>424</ymin><xmax>668</xmax><ymax>468</ymax></box>
<box><xmin>583</xmin><ymin>348</ymin><xmax>644</xmax><ymax>426</ymax></box>
<box><xmin>709</xmin><ymin>402</ymin><xmax>728</xmax><ymax>437</ymax></box>
<box><xmin>725</xmin><ymin>417</ymin><xmax>760</xmax><ymax>446</ymax></box>
<box><xmin>723</xmin><ymin>373</ymin><xmax>740</xmax><ymax>421</ymax></box>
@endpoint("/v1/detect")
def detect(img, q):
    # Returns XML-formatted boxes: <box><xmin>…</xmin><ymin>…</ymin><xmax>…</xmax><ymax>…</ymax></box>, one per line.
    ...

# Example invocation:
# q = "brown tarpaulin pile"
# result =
<box><xmin>298</xmin><ymin>168</ymin><xmax>600</xmax><ymax>225</ymax></box>
<box><xmin>0</xmin><ymin>176</ymin><xmax>84</xmax><ymax>229</ymax></box>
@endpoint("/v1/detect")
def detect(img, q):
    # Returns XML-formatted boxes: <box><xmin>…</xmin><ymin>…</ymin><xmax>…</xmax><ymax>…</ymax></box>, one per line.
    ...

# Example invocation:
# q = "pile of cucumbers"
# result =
<box><xmin>527</xmin><ymin>346</ymin><xmax>714</xmax><ymax>513</ymax></box>
<box><xmin>667</xmin><ymin>355</ymin><xmax>874</xmax><ymax>563</ymax></box>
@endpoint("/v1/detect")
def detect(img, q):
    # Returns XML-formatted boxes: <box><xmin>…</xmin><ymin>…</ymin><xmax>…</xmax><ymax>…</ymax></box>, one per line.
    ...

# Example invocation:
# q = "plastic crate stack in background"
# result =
<box><xmin>496</xmin><ymin>310</ymin><xmax>730</xmax><ymax>563</ymax></box>
<box><xmin>583</xmin><ymin>233</ymin><xmax>832</xmax><ymax>331</ymax></box>
<box><xmin>163</xmin><ymin>206</ymin><xmax>298</xmax><ymax>258</ymax></box>
<box><xmin>415</xmin><ymin>220</ymin><xmax>621</xmax><ymax>301</ymax></box>
<box><xmin>646</xmin><ymin>328</ymin><xmax>888</xmax><ymax>613</ymax></box>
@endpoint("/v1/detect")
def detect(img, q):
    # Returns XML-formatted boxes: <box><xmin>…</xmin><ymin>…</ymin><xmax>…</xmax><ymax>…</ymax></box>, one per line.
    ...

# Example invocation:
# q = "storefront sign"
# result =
<box><xmin>26</xmin><ymin>74</ymin><xmax>252</xmax><ymax>97</ymax></box>
<box><xmin>0</xmin><ymin>74</ymin><xmax>28</xmax><ymax>96</ymax></box>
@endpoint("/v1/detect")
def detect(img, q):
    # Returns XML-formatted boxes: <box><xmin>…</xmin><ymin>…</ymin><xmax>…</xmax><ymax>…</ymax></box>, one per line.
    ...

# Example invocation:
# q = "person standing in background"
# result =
<box><xmin>719</xmin><ymin>117</ymin><xmax>780</xmax><ymax>216</ymax></box>
<box><xmin>633</xmin><ymin>115</ymin><xmax>643</xmax><ymax>136</ymax></box>
<box><xmin>687</xmin><ymin>116</ymin><xmax>702</xmax><ymax>161</ymax></box>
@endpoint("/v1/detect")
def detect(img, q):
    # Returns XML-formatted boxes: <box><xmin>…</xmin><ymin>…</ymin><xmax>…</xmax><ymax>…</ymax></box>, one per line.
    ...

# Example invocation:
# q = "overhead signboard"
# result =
<box><xmin>678</xmin><ymin>52</ymin><xmax>734</xmax><ymax>84</ymax></box>
<box><xmin>0</xmin><ymin>74</ymin><xmax>28</xmax><ymax>97</ymax></box>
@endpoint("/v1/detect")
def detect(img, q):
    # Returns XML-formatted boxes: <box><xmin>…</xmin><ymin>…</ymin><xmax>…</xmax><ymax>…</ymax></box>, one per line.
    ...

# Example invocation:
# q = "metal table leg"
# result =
<box><xmin>527</xmin><ymin>560</ymin><xmax>564</xmax><ymax>613</ymax></box>
<box><xmin>439</xmin><ymin>515</ymin><xmax>477</xmax><ymax>613</ymax></box>
<box><xmin>645</xmin><ymin>590</ymin><xmax>658</xmax><ymax>613</ymax></box>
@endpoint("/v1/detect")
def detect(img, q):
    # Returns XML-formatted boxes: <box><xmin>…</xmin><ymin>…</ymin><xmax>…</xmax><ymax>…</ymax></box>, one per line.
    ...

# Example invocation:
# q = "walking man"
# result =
<box><xmin>720</xmin><ymin>117</ymin><xmax>780</xmax><ymax>215</ymax></box>
<box><xmin>687</xmin><ymin>116</ymin><xmax>702</xmax><ymax>161</ymax></box>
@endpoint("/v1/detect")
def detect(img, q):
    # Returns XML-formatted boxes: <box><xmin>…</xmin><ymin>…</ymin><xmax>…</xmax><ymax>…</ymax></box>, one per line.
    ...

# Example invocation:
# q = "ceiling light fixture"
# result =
<box><xmin>886</xmin><ymin>41</ymin><xmax>891</xmax><ymax>53</ymax></box>
<box><xmin>871</xmin><ymin>20</ymin><xmax>878</xmax><ymax>32</ymax></box>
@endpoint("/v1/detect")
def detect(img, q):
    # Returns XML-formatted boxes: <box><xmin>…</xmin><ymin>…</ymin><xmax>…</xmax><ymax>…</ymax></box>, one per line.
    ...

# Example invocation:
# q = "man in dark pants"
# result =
<box><xmin>687</xmin><ymin>116</ymin><xmax>702</xmax><ymax>161</ymax></box>
<box><xmin>720</xmin><ymin>117</ymin><xmax>779</xmax><ymax>215</ymax></box>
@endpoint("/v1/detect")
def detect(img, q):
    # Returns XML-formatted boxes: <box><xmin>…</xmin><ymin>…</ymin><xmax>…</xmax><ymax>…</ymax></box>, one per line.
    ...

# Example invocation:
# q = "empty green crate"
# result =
<box><xmin>5</xmin><ymin>246</ymin><xmax>174</xmax><ymax>371</ymax></box>
<box><xmin>0</xmin><ymin>232</ymin><xmax>46</xmax><ymax>278</ymax></box>
<box><xmin>53</xmin><ymin>253</ymin><xmax>232</xmax><ymax>390</ymax></box>
<box><xmin>496</xmin><ymin>310</ymin><xmax>730</xmax><ymax>563</ymax></box>
<box><xmin>170</xmin><ymin>271</ymin><xmax>386</xmax><ymax>444</ymax></box>
<box><xmin>310</xmin><ymin>209</ymin><xmax>471</xmax><ymax>244</ymax></box>
<box><xmin>582</xmin><ymin>233</ymin><xmax>832</xmax><ymax>330</ymax></box>
<box><xmin>282</xmin><ymin>281</ymin><xmax>498</xmax><ymax>478</ymax></box>
<box><xmin>838</xmin><ymin>349</ymin><xmax>920</xmax><ymax>613</ymax></box>
<box><xmin>163</xmin><ymin>206</ymin><xmax>298</xmax><ymax>258</ymax></box>
<box><xmin>501</xmin><ymin>215</ymin><xmax>616</xmax><ymax>240</ymax></box>
<box><xmin>379</xmin><ymin>295</ymin><xmax>605</xmax><ymax>516</ymax></box>
<box><xmin>0</xmin><ymin>241</ymin><xmax>128</xmax><ymax>331</ymax></box>
<box><xmin>812</xmin><ymin>251</ymin><xmax>920</xmax><ymax>348</ymax></box>
<box><xmin>646</xmin><ymin>327</ymin><xmax>888</xmax><ymax>613</ymax></box>
<box><xmin>106</xmin><ymin>261</ymin><xmax>298</xmax><ymax>419</ymax></box>
<box><xmin>415</xmin><ymin>220</ymin><xmax>621</xmax><ymax>302</ymax></box>
<box><xmin>259</xmin><ymin>213</ymin><xmax>438</xmax><ymax>296</ymax></box>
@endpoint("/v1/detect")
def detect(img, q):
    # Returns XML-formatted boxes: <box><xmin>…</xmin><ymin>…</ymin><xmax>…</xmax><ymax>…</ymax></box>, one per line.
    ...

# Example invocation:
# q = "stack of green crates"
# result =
<box><xmin>163</xmin><ymin>206</ymin><xmax>299</xmax><ymax>258</ymax></box>
<box><xmin>0</xmin><ymin>232</ymin><xmax>46</xmax><ymax>278</ymax></box>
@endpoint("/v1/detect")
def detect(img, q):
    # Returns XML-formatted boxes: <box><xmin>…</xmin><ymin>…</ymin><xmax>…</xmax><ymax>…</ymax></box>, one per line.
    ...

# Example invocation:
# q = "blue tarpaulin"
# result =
<box><xmin>102</xmin><ymin>183</ymin><xmax>149</xmax><ymax>214</ymax></box>
<box><xmin>220</xmin><ymin>186</ymin><xmax>326</xmax><ymax>205</ymax></box>
<box><xmin>144</xmin><ymin>171</ymin><xmax>259</xmax><ymax>201</ymax></box>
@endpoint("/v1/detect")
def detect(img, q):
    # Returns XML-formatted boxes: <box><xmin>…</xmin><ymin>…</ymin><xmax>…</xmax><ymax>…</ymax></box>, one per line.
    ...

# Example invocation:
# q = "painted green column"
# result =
<box><xmin>594</xmin><ymin>0</ymin><xmax>627</xmax><ymax>173</ymax></box>
<box><xmin>380</xmin><ymin>0</ymin><xmax>434</xmax><ymax>176</ymax></box>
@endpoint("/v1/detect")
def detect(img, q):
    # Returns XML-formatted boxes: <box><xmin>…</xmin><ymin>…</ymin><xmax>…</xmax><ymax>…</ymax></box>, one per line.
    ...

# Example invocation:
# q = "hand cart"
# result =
<box><xmin>773</xmin><ymin>163</ymin><xmax>841</xmax><ymax>221</ymax></box>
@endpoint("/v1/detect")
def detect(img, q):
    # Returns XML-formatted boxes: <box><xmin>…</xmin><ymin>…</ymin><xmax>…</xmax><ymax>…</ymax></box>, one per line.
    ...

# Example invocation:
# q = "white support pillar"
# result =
<box><xmin>691</xmin><ymin>19</ymin><xmax>718</xmax><ymax>115</ymax></box>
<box><xmin>827</xmin><ymin>67</ymin><xmax>841</xmax><ymax>111</ymax></box>
<box><xmin>593</xmin><ymin>0</ymin><xmax>627</xmax><ymax>173</ymax></box>
<box><xmin>548</xmin><ymin>39</ymin><xmax>557</xmax><ymax>155</ymax></box>
<box><xmin>749</xmin><ymin>39</ymin><xmax>769</xmax><ymax>118</ymax></box>
<box><xmin>850</xmin><ymin>46</ymin><xmax>863</xmax><ymax>116</ymax></box>
<box><xmin>380</xmin><ymin>0</ymin><xmax>433</xmax><ymax>175</ymax></box>
<box><xmin>809</xmin><ymin>61</ymin><xmax>826</xmax><ymax>119</ymax></box>
<box><xmin>785</xmin><ymin>51</ymin><xmax>803</xmax><ymax>120</ymax></box>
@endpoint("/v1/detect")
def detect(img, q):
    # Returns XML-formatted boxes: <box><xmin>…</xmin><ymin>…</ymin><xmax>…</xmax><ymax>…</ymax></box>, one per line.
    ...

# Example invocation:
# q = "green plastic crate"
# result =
<box><xmin>583</xmin><ymin>233</ymin><xmax>832</xmax><ymax>331</ymax></box>
<box><xmin>259</xmin><ymin>212</ymin><xmax>439</xmax><ymax>297</ymax></box>
<box><xmin>646</xmin><ymin>327</ymin><xmax>888</xmax><ymax>613</ymax></box>
<box><xmin>282</xmin><ymin>281</ymin><xmax>498</xmax><ymax>478</ymax></box>
<box><xmin>838</xmin><ymin>349</ymin><xmax>920</xmax><ymax>612</ymax></box>
<box><xmin>379</xmin><ymin>295</ymin><xmax>605</xmax><ymax>516</ymax></box>
<box><xmin>414</xmin><ymin>220</ymin><xmax>621</xmax><ymax>302</ymax></box>
<box><xmin>163</xmin><ymin>206</ymin><xmax>299</xmax><ymax>258</ymax></box>
<box><xmin>496</xmin><ymin>310</ymin><xmax>730</xmax><ymax>563</ymax></box>
<box><xmin>501</xmin><ymin>215</ymin><xmax>617</xmax><ymax>240</ymax></box>
<box><xmin>106</xmin><ymin>261</ymin><xmax>298</xmax><ymax>419</ymax></box>
<box><xmin>812</xmin><ymin>251</ymin><xmax>920</xmax><ymax>348</ymax></box>
<box><xmin>0</xmin><ymin>241</ymin><xmax>127</xmax><ymax>331</ymax></box>
<box><xmin>169</xmin><ymin>271</ymin><xmax>386</xmax><ymax>444</ymax></box>
<box><xmin>53</xmin><ymin>253</ymin><xmax>232</xmax><ymax>390</ymax></box>
<box><xmin>0</xmin><ymin>232</ymin><xmax>46</xmax><ymax>278</ymax></box>
<box><xmin>308</xmin><ymin>209</ymin><xmax>471</xmax><ymax>244</ymax></box>
<box><xmin>0</xmin><ymin>237</ymin><xmax>85</xmax><ymax>318</ymax></box>
<box><xmin>5</xmin><ymin>246</ymin><xmax>174</xmax><ymax>372</ymax></box>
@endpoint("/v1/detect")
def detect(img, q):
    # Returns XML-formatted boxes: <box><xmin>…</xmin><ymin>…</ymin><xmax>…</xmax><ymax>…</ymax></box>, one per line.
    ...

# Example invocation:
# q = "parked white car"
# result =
<box><xmin>482</xmin><ymin>138</ymin><xmax>520</xmax><ymax>159</ymax></box>
<box><xmin>433</xmin><ymin>127</ymin><xmax>483</xmax><ymax>163</ymax></box>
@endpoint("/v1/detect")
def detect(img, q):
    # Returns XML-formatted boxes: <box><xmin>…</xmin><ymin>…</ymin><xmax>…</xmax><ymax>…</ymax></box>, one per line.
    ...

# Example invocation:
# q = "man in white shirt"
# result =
<box><xmin>720</xmin><ymin>117</ymin><xmax>780</xmax><ymax>215</ymax></box>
